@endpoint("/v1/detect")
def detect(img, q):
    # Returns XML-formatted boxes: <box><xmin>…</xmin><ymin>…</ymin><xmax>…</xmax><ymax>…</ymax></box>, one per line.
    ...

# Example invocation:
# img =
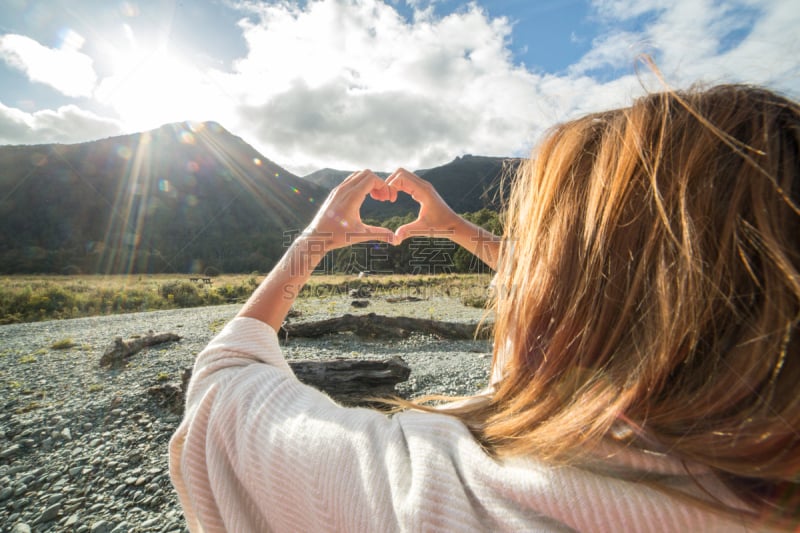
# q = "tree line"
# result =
<box><xmin>1</xmin><ymin>208</ymin><xmax>502</xmax><ymax>275</ymax></box>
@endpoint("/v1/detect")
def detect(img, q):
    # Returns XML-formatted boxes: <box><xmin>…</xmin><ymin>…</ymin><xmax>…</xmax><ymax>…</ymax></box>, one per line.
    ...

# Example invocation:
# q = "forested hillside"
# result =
<box><xmin>0</xmin><ymin>122</ymin><xmax>324</xmax><ymax>274</ymax></box>
<box><xmin>0</xmin><ymin>123</ymin><xmax>511</xmax><ymax>274</ymax></box>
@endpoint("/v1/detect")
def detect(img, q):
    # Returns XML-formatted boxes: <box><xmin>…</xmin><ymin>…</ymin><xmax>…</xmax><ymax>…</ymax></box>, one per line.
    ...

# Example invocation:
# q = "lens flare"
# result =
<box><xmin>180</xmin><ymin>131</ymin><xmax>195</xmax><ymax>145</ymax></box>
<box><xmin>116</xmin><ymin>146</ymin><xmax>132</xmax><ymax>160</ymax></box>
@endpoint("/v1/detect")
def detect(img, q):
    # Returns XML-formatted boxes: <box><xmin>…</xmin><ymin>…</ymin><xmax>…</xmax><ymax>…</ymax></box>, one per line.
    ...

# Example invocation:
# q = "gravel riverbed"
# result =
<box><xmin>0</xmin><ymin>295</ymin><xmax>493</xmax><ymax>532</ymax></box>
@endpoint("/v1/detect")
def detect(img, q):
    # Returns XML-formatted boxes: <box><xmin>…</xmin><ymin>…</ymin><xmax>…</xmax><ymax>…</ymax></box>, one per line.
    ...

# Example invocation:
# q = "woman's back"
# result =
<box><xmin>170</xmin><ymin>85</ymin><xmax>800</xmax><ymax>531</ymax></box>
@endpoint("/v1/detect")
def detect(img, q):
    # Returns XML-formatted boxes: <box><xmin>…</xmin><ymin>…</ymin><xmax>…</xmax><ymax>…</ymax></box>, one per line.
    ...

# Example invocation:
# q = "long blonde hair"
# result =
<box><xmin>449</xmin><ymin>85</ymin><xmax>800</xmax><ymax>526</ymax></box>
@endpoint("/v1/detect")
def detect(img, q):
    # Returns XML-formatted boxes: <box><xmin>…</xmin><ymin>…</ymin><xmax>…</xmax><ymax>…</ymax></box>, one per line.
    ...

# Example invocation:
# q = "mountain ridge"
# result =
<box><xmin>0</xmin><ymin>123</ymin><xmax>515</xmax><ymax>273</ymax></box>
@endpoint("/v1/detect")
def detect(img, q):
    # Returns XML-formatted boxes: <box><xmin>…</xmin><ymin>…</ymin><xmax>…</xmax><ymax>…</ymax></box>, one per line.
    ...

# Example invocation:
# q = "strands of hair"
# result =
<box><xmin>396</xmin><ymin>84</ymin><xmax>800</xmax><ymax>530</ymax></box>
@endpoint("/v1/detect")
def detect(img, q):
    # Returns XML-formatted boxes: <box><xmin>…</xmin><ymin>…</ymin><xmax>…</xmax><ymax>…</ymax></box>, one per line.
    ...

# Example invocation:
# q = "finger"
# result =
<box><xmin>369</xmin><ymin>179</ymin><xmax>393</xmax><ymax>202</ymax></box>
<box><xmin>394</xmin><ymin>220</ymin><xmax>428</xmax><ymax>243</ymax></box>
<box><xmin>385</xmin><ymin>168</ymin><xmax>429</xmax><ymax>203</ymax></box>
<box><xmin>340</xmin><ymin>169</ymin><xmax>368</xmax><ymax>186</ymax></box>
<box><xmin>335</xmin><ymin>170</ymin><xmax>388</xmax><ymax>207</ymax></box>
<box><xmin>380</xmin><ymin>181</ymin><xmax>398</xmax><ymax>202</ymax></box>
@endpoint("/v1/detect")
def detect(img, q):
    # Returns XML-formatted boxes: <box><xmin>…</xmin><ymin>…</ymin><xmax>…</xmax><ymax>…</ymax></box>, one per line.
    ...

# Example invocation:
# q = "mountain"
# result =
<box><xmin>0</xmin><ymin>122</ymin><xmax>517</xmax><ymax>274</ymax></box>
<box><xmin>303</xmin><ymin>168</ymin><xmax>350</xmax><ymax>189</ymax></box>
<box><xmin>304</xmin><ymin>155</ymin><xmax>519</xmax><ymax>219</ymax></box>
<box><xmin>0</xmin><ymin>122</ymin><xmax>326</xmax><ymax>274</ymax></box>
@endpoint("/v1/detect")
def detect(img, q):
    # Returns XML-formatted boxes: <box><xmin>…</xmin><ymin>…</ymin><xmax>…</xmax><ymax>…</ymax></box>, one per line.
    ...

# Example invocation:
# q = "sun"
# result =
<box><xmin>96</xmin><ymin>44</ymin><xmax>228</xmax><ymax>132</ymax></box>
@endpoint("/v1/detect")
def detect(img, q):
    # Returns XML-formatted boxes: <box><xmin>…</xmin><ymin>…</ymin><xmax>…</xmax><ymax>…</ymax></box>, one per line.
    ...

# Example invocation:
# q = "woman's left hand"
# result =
<box><xmin>303</xmin><ymin>169</ymin><xmax>395</xmax><ymax>252</ymax></box>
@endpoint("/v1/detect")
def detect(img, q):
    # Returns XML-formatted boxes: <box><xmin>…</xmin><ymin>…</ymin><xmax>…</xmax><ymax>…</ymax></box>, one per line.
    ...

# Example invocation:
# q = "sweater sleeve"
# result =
<box><xmin>168</xmin><ymin>317</ymin><xmax>503</xmax><ymax>532</ymax></box>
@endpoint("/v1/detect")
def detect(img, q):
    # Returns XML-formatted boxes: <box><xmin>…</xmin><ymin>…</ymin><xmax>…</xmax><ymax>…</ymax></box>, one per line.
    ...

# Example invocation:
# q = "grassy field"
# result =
<box><xmin>0</xmin><ymin>273</ymin><xmax>494</xmax><ymax>324</ymax></box>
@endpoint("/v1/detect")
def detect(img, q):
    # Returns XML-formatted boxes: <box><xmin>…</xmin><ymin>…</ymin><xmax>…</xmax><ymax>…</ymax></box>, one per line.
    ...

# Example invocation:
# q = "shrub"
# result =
<box><xmin>159</xmin><ymin>281</ymin><xmax>202</xmax><ymax>307</ymax></box>
<box><xmin>461</xmin><ymin>294</ymin><xmax>488</xmax><ymax>309</ymax></box>
<box><xmin>51</xmin><ymin>338</ymin><xmax>76</xmax><ymax>350</ymax></box>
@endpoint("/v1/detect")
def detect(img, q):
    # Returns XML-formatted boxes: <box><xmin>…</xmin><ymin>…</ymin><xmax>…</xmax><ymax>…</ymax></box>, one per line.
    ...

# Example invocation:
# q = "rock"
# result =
<box><xmin>349</xmin><ymin>286</ymin><xmax>372</xmax><ymax>298</ymax></box>
<box><xmin>0</xmin><ymin>444</ymin><xmax>20</xmax><ymax>459</ymax></box>
<box><xmin>36</xmin><ymin>502</ymin><xmax>61</xmax><ymax>523</ymax></box>
<box><xmin>46</xmin><ymin>493</ymin><xmax>64</xmax><ymax>505</ymax></box>
<box><xmin>110</xmin><ymin>521</ymin><xmax>130</xmax><ymax>533</ymax></box>
<box><xmin>350</xmin><ymin>299</ymin><xmax>370</xmax><ymax>308</ymax></box>
<box><xmin>10</xmin><ymin>524</ymin><xmax>31</xmax><ymax>533</ymax></box>
<box><xmin>64</xmin><ymin>513</ymin><xmax>79</xmax><ymax>527</ymax></box>
<box><xmin>140</xmin><ymin>517</ymin><xmax>160</xmax><ymax>528</ymax></box>
<box><xmin>90</xmin><ymin>520</ymin><xmax>114</xmax><ymax>533</ymax></box>
<box><xmin>0</xmin><ymin>487</ymin><xmax>12</xmax><ymax>501</ymax></box>
<box><xmin>61</xmin><ymin>427</ymin><xmax>72</xmax><ymax>440</ymax></box>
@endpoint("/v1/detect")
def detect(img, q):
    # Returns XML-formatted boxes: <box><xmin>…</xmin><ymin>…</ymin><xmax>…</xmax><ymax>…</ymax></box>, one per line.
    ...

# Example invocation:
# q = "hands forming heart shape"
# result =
<box><xmin>305</xmin><ymin>168</ymin><xmax>460</xmax><ymax>252</ymax></box>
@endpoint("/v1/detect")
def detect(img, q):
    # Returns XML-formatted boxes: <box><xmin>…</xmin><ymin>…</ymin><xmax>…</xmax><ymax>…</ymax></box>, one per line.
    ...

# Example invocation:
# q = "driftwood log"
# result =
<box><xmin>100</xmin><ymin>331</ymin><xmax>182</xmax><ymax>367</ymax></box>
<box><xmin>280</xmin><ymin>313</ymin><xmax>491</xmax><ymax>340</ymax></box>
<box><xmin>150</xmin><ymin>357</ymin><xmax>411</xmax><ymax>413</ymax></box>
<box><xmin>289</xmin><ymin>356</ymin><xmax>411</xmax><ymax>405</ymax></box>
<box><xmin>385</xmin><ymin>296</ymin><xmax>426</xmax><ymax>303</ymax></box>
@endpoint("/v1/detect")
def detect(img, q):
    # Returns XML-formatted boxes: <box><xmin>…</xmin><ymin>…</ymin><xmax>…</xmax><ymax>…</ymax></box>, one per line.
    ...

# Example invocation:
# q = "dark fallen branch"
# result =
<box><xmin>100</xmin><ymin>331</ymin><xmax>181</xmax><ymax>367</ymax></box>
<box><xmin>289</xmin><ymin>356</ymin><xmax>411</xmax><ymax>406</ymax></box>
<box><xmin>153</xmin><ymin>358</ymin><xmax>411</xmax><ymax>413</ymax></box>
<box><xmin>280</xmin><ymin>313</ymin><xmax>492</xmax><ymax>340</ymax></box>
<box><xmin>385</xmin><ymin>296</ymin><xmax>426</xmax><ymax>303</ymax></box>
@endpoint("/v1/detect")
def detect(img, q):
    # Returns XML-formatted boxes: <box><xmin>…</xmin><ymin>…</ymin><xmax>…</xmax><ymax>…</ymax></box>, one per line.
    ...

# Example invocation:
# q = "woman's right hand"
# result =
<box><xmin>386</xmin><ymin>168</ymin><xmax>501</xmax><ymax>271</ymax></box>
<box><xmin>385</xmin><ymin>168</ymin><xmax>461</xmax><ymax>243</ymax></box>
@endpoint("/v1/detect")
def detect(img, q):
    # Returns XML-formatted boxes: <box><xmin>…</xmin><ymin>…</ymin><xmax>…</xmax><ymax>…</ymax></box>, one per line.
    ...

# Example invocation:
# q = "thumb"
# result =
<box><xmin>394</xmin><ymin>220</ymin><xmax>429</xmax><ymax>243</ymax></box>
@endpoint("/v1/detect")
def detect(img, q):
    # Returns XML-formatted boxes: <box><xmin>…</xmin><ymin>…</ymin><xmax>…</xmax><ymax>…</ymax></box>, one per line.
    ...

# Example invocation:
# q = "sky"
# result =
<box><xmin>0</xmin><ymin>0</ymin><xmax>798</xmax><ymax>176</ymax></box>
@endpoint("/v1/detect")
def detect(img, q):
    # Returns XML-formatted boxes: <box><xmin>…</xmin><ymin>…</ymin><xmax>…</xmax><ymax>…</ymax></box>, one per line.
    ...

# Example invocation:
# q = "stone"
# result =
<box><xmin>0</xmin><ymin>486</ymin><xmax>13</xmax><ymax>501</ymax></box>
<box><xmin>110</xmin><ymin>522</ymin><xmax>130</xmax><ymax>533</ymax></box>
<box><xmin>0</xmin><ymin>444</ymin><xmax>20</xmax><ymax>459</ymax></box>
<box><xmin>64</xmin><ymin>513</ymin><xmax>79</xmax><ymax>527</ymax></box>
<box><xmin>46</xmin><ymin>493</ymin><xmax>65</xmax><ymax>505</ymax></box>
<box><xmin>36</xmin><ymin>503</ymin><xmax>61</xmax><ymax>523</ymax></box>
<box><xmin>10</xmin><ymin>524</ymin><xmax>31</xmax><ymax>533</ymax></box>
<box><xmin>140</xmin><ymin>517</ymin><xmax>160</xmax><ymax>528</ymax></box>
<box><xmin>90</xmin><ymin>520</ymin><xmax>113</xmax><ymax>533</ymax></box>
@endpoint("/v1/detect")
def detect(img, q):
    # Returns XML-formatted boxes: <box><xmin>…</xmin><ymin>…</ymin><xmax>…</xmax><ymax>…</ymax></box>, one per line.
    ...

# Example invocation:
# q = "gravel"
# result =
<box><xmin>0</xmin><ymin>295</ymin><xmax>493</xmax><ymax>531</ymax></box>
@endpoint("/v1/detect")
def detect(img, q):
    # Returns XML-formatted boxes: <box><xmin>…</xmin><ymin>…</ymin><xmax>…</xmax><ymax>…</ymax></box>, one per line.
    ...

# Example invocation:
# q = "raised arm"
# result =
<box><xmin>237</xmin><ymin>170</ymin><xmax>395</xmax><ymax>331</ymax></box>
<box><xmin>385</xmin><ymin>168</ymin><xmax>501</xmax><ymax>271</ymax></box>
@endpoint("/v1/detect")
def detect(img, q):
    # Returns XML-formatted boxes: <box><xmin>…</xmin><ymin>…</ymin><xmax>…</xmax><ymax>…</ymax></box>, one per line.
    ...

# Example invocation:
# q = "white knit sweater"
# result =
<box><xmin>169</xmin><ymin>317</ymin><xmax>753</xmax><ymax>532</ymax></box>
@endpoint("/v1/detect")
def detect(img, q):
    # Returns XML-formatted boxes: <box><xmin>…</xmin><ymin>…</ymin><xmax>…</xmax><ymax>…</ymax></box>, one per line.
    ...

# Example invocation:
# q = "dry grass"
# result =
<box><xmin>0</xmin><ymin>273</ymin><xmax>493</xmax><ymax>324</ymax></box>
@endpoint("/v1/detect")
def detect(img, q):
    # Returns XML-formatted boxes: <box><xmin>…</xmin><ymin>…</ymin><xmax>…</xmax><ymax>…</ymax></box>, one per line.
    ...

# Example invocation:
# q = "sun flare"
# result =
<box><xmin>96</xmin><ymin>45</ymin><xmax>224</xmax><ymax>132</ymax></box>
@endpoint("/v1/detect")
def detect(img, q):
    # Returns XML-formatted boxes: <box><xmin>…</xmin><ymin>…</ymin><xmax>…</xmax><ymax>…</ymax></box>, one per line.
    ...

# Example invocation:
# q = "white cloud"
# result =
<box><xmin>0</xmin><ymin>33</ymin><xmax>98</xmax><ymax>97</ymax></box>
<box><xmin>1</xmin><ymin>0</ymin><xmax>798</xmax><ymax>176</ymax></box>
<box><xmin>226</xmin><ymin>0</ymin><xmax>800</xmax><ymax>175</ymax></box>
<box><xmin>583</xmin><ymin>0</ymin><xmax>800</xmax><ymax>95</ymax></box>
<box><xmin>0</xmin><ymin>102</ymin><xmax>122</xmax><ymax>145</ymax></box>
<box><xmin>228</xmin><ymin>0</ymin><xmax>546</xmax><ymax>173</ymax></box>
